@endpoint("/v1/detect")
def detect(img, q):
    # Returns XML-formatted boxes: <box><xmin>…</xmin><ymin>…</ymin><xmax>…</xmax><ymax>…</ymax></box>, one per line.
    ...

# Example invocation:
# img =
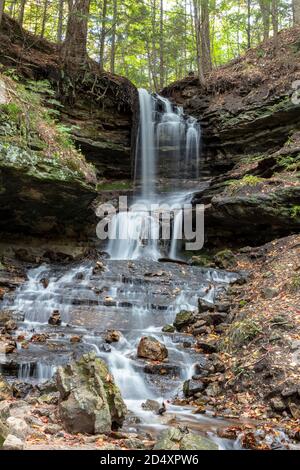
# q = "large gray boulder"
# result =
<box><xmin>137</xmin><ymin>336</ymin><xmax>168</xmax><ymax>361</ymax></box>
<box><xmin>56</xmin><ymin>352</ymin><xmax>127</xmax><ymax>435</ymax></box>
<box><xmin>154</xmin><ymin>427</ymin><xmax>218</xmax><ymax>450</ymax></box>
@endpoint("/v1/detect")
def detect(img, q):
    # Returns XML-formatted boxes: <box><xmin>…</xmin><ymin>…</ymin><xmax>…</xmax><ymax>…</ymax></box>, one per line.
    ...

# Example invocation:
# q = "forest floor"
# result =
<box><xmin>182</xmin><ymin>234</ymin><xmax>300</xmax><ymax>449</ymax></box>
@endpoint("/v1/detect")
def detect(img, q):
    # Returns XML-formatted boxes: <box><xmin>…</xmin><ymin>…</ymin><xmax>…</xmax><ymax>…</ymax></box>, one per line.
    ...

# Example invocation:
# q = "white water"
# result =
<box><xmin>107</xmin><ymin>89</ymin><xmax>201</xmax><ymax>261</ymax></box>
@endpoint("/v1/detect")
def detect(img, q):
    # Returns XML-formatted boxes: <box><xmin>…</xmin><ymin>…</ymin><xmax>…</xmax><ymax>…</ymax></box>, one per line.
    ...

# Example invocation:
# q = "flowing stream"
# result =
<box><xmin>0</xmin><ymin>90</ymin><xmax>242</xmax><ymax>449</ymax></box>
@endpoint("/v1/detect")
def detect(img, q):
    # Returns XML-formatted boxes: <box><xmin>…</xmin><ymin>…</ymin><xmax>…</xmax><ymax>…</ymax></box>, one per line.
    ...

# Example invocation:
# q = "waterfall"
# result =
<box><xmin>107</xmin><ymin>89</ymin><xmax>201</xmax><ymax>261</ymax></box>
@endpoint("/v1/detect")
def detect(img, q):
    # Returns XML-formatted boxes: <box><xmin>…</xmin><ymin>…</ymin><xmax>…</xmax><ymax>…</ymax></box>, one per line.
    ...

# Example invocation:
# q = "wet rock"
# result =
<box><xmin>183</xmin><ymin>379</ymin><xmax>205</xmax><ymax>397</ymax></box>
<box><xmin>2</xmin><ymin>434</ymin><xmax>24</xmax><ymax>450</ymax></box>
<box><xmin>56</xmin><ymin>352</ymin><xmax>127</xmax><ymax>434</ymax></box>
<box><xmin>137</xmin><ymin>336</ymin><xmax>168</xmax><ymax>361</ymax></box>
<box><xmin>173</xmin><ymin>310</ymin><xmax>195</xmax><ymax>331</ymax></box>
<box><xmin>142</xmin><ymin>399</ymin><xmax>161</xmax><ymax>414</ymax></box>
<box><xmin>154</xmin><ymin>427</ymin><xmax>218</xmax><ymax>450</ymax></box>
<box><xmin>12</xmin><ymin>382</ymin><xmax>34</xmax><ymax>399</ymax></box>
<box><xmin>270</xmin><ymin>397</ymin><xmax>287</xmax><ymax>412</ymax></box>
<box><xmin>101</xmin><ymin>343</ymin><xmax>111</xmax><ymax>353</ymax></box>
<box><xmin>162</xmin><ymin>324</ymin><xmax>175</xmax><ymax>333</ymax></box>
<box><xmin>31</xmin><ymin>333</ymin><xmax>49</xmax><ymax>343</ymax></box>
<box><xmin>93</xmin><ymin>261</ymin><xmax>105</xmax><ymax>274</ymax></box>
<box><xmin>6</xmin><ymin>417</ymin><xmax>29</xmax><ymax>439</ymax></box>
<box><xmin>105</xmin><ymin>330</ymin><xmax>121</xmax><ymax>344</ymax></box>
<box><xmin>197</xmin><ymin>341</ymin><xmax>218</xmax><ymax>353</ymax></box>
<box><xmin>144</xmin><ymin>363</ymin><xmax>180</xmax><ymax>376</ymax></box>
<box><xmin>4</xmin><ymin>320</ymin><xmax>17</xmax><ymax>332</ymax></box>
<box><xmin>48</xmin><ymin>310</ymin><xmax>61</xmax><ymax>326</ymax></box>
<box><xmin>215</xmin><ymin>302</ymin><xmax>231</xmax><ymax>313</ymax></box>
<box><xmin>70</xmin><ymin>335</ymin><xmax>81</xmax><ymax>344</ymax></box>
<box><xmin>0</xmin><ymin>338</ymin><xmax>17</xmax><ymax>354</ymax></box>
<box><xmin>38</xmin><ymin>392</ymin><xmax>60</xmax><ymax>405</ymax></box>
<box><xmin>40</xmin><ymin>277</ymin><xmax>49</xmax><ymax>289</ymax></box>
<box><xmin>0</xmin><ymin>309</ymin><xmax>14</xmax><ymax>325</ymax></box>
<box><xmin>198</xmin><ymin>299</ymin><xmax>215</xmax><ymax>313</ymax></box>
<box><xmin>0</xmin><ymin>375</ymin><xmax>12</xmax><ymax>401</ymax></box>
<box><xmin>122</xmin><ymin>437</ymin><xmax>146</xmax><ymax>449</ymax></box>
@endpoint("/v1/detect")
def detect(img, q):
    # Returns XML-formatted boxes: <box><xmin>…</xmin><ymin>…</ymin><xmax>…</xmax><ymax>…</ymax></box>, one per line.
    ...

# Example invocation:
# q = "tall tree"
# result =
<box><xmin>62</xmin><ymin>0</ymin><xmax>91</xmax><ymax>63</ymax></box>
<box><xmin>200</xmin><ymin>0</ymin><xmax>212</xmax><ymax>74</ymax></box>
<box><xmin>40</xmin><ymin>0</ymin><xmax>49</xmax><ymax>38</ymax></box>
<box><xmin>159</xmin><ymin>0</ymin><xmax>164</xmax><ymax>88</ymax></box>
<box><xmin>57</xmin><ymin>0</ymin><xmax>65</xmax><ymax>43</ymax></box>
<box><xmin>110</xmin><ymin>0</ymin><xmax>118</xmax><ymax>74</ymax></box>
<box><xmin>271</xmin><ymin>0</ymin><xmax>279</xmax><ymax>47</ymax></box>
<box><xmin>293</xmin><ymin>0</ymin><xmax>300</xmax><ymax>24</ymax></box>
<box><xmin>0</xmin><ymin>0</ymin><xmax>4</xmax><ymax>27</ymax></box>
<box><xmin>99</xmin><ymin>0</ymin><xmax>108</xmax><ymax>70</ymax></box>
<box><xmin>258</xmin><ymin>0</ymin><xmax>271</xmax><ymax>41</ymax></box>
<box><xmin>18</xmin><ymin>0</ymin><xmax>26</xmax><ymax>26</ymax></box>
<box><xmin>192</xmin><ymin>0</ymin><xmax>205</xmax><ymax>85</ymax></box>
<box><xmin>247</xmin><ymin>0</ymin><xmax>251</xmax><ymax>48</ymax></box>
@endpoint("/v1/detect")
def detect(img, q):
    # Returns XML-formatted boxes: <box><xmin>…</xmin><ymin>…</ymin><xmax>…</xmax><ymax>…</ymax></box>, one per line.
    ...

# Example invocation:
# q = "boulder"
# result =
<box><xmin>162</xmin><ymin>324</ymin><xmax>175</xmax><ymax>333</ymax></box>
<box><xmin>48</xmin><ymin>310</ymin><xmax>61</xmax><ymax>326</ymax></box>
<box><xmin>198</xmin><ymin>299</ymin><xmax>215</xmax><ymax>313</ymax></box>
<box><xmin>153</xmin><ymin>427</ymin><xmax>218</xmax><ymax>450</ymax></box>
<box><xmin>105</xmin><ymin>330</ymin><xmax>121</xmax><ymax>344</ymax></box>
<box><xmin>56</xmin><ymin>352</ymin><xmax>127</xmax><ymax>435</ymax></box>
<box><xmin>183</xmin><ymin>379</ymin><xmax>205</xmax><ymax>397</ymax></box>
<box><xmin>0</xmin><ymin>375</ymin><xmax>12</xmax><ymax>401</ymax></box>
<box><xmin>173</xmin><ymin>310</ymin><xmax>195</xmax><ymax>331</ymax></box>
<box><xmin>6</xmin><ymin>417</ymin><xmax>29</xmax><ymax>439</ymax></box>
<box><xmin>2</xmin><ymin>434</ymin><xmax>24</xmax><ymax>450</ymax></box>
<box><xmin>137</xmin><ymin>336</ymin><xmax>168</xmax><ymax>361</ymax></box>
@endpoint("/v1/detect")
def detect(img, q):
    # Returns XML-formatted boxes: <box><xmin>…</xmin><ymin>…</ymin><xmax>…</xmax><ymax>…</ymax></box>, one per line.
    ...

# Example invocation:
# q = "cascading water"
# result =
<box><xmin>107</xmin><ymin>89</ymin><xmax>201</xmax><ymax>261</ymax></box>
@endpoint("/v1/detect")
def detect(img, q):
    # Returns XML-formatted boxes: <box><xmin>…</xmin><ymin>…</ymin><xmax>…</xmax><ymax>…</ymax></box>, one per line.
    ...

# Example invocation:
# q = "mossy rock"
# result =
<box><xmin>173</xmin><ymin>310</ymin><xmax>195</xmax><ymax>331</ymax></box>
<box><xmin>154</xmin><ymin>427</ymin><xmax>218</xmax><ymax>450</ymax></box>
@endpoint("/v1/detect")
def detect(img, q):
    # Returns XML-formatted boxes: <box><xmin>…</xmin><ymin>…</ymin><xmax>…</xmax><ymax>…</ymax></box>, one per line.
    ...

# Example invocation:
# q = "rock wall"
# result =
<box><xmin>163</xmin><ymin>27</ymin><xmax>300</xmax><ymax>247</ymax></box>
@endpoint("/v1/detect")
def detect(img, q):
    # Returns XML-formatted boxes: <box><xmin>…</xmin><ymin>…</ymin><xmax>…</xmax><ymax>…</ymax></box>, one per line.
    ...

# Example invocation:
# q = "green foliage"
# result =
<box><xmin>290</xmin><ymin>273</ymin><xmax>300</xmax><ymax>292</ymax></box>
<box><xmin>96</xmin><ymin>181</ymin><xmax>133</xmax><ymax>191</ymax></box>
<box><xmin>226</xmin><ymin>175</ymin><xmax>264</xmax><ymax>193</ymax></box>
<box><xmin>1</xmin><ymin>102</ymin><xmax>22</xmax><ymax>122</ymax></box>
<box><xmin>290</xmin><ymin>205</ymin><xmax>300</xmax><ymax>219</ymax></box>
<box><xmin>222</xmin><ymin>318</ymin><xmax>262</xmax><ymax>351</ymax></box>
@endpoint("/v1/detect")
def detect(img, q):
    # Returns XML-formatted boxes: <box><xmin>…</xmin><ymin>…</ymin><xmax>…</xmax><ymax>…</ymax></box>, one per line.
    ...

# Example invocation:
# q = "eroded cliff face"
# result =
<box><xmin>163</xmin><ymin>27</ymin><xmax>300</xmax><ymax>247</ymax></box>
<box><xmin>0</xmin><ymin>14</ymin><xmax>138</xmax><ymax>181</ymax></box>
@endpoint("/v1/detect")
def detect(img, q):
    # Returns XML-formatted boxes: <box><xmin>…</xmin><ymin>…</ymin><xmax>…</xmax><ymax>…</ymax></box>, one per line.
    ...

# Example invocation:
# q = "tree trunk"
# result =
<box><xmin>193</xmin><ymin>0</ymin><xmax>205</xmax><ymax>86</ymax></box>
<box><xmin>159</xmin><ymin>0</ymin><xmax>164</xmax><ymax>89</ymax></box>
<box><xmin>62</xmin><ymin>0</ymin><xmax>90</xmax><ymax>64</ymax></box>
<box><xmin>99</xmin><ymin>0</ymin><xmax>108</xmax><ymax>70</ymax></box>
<box><xmin>200</xmin><ymin>0</ymin><xmax>212</xmax><ymax>75</ymax></box>
<box><xmin>110</xmin><ymin>0</ymin><xmax>117</xmax><ymax>74</ymax></box>
<box><xmin>271</xmin><ymin>0</ymin><xmax>278</xmax><ymax>48</ymax></box>
<box><xmin>40</xmin><ymin>0</ymin><xmax>49</xmax><ymax>38</ymax></box>
<box><xmin>293</xmin><ymin>0</ymin><xmax>300</xmax><ymax>24</ymax></box>
<box><xmin>0</xmin><ymin>0</ymin><xmax>4</xmax><ymax>27</ymax></box>
<box><xmin>18</xmin><ymin>0</ymin><xmax>26</xmax><ymax>26</ymax></box>
<box><xmin>258</xmin><ymin>0</ymin><xmax>271</xmax><ymax>41</ymax></box>
<box><xmin>57</xmin><ymin>0</ymin><xmax>64</xmax><ymax>43</ymax></box>
<box><xmin>151</xmin><ymin>0</ymin><xmax>158</xmax><ymax>92</ymax></box>
<box><xmin>247</xmin><ymin>0</ymin><xmax>251</xmax><ymax>48</ymax></box>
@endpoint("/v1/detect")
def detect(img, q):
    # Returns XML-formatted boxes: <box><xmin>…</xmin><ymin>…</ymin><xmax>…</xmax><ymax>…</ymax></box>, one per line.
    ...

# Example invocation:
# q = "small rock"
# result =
<box><xmin>70</xmin><ymin>335</ymin><xmax>81</xmax><ymax>344</ymax></box>
<box><xmin>0</xmin><ymin>375</ymin><xmax>12</xmax><ymax>400</ymax></box>
<box><xmin>31</xmin><ymin>333</ymin><xmax>49</xmax><ymax>343</ymax></box>
<box><xmin>162</xmin><ymin>324</ymin><xmax>175</xmax><ymax>333</ymax></box>
<box><xmin>205</xmin><ymin>383</ymin><xmax>221</xmax><ymax>397</ymax></box>
<box><xmin>2</xmin><ymin>434</ymin><xmax>24</xmax><ymax>450</ymax></box>
<box><xmin>198</xmin><ymin>299</ymin><xmax>215</xmax><ymax>313</ymax></box>
<box><xmin>154</xmin><ymin>427</ymin><xmax>218</xmax><ymax>450</ymax></box>
<box><xmin>93</xmin><ymin>261</ymin><xmax>105</xmax><ymax>274</ymax></box>
<box><xmin>0</xmin><ymin>339</ymin><xmax>17</xmax><ymax>354</ymax></box>
<box><xmin>270</xmin><ymin>397</ymin><xmax>286</xmax><ymax>412</ymax></box>
<box><xmin>4</xmin><ymin>320</ymin><xmax>17</xmax><ymax>332</ymax></box>
<box><xmin>141</xmin><ymin>399</ymin><xmax>161</xmax><ymax>414</ymax></box>
<box><xmin>40</xmin><ymin>278</ymin><xmax>49</xmax><ymax>289</ymax></box>
<box><xmin>197</xmin><ymin>341</ymin><xmax>217</xmax><ymax>353</ymax></box>
<box><xmin>261</xmin><ymin>287</ymin><xmax>279</xmax><ymax>299</ymax></box>
<box><xmin>137</xmin><ymin>336</ymin><xmax>168</xmax><ymax>361</ymax></box>
<box><xmin>105</xmin><ymin>330</ymin><xmax>121</xmax><ymax>344</ymax></box>
<box><xmin>48</xmin><ymin>310</ymin><xmax>61</xmax><ymax>326</ymax></box>
<box><xmin>44</xmin><ymin>423</ymin><xmax>62</xmax><ymax>435</ymax></box>
<box><xmin>173</xmin><ymin>310</ymin><xmax>195</xmax><ymax>331</ymax></box>
<box><xmin>289</xmin><ymin>402</ymin><xmax>300</xmax><ymax>419</ymax></box>
<box><xmin>101</xmin><ymin>343</ymin><xmax>111</xmax><ymax>353</ymax></box>
<box><xmin>183</xmin><ymin>379</ymin><xmax>205</xmax><ymax>397</ymax></box>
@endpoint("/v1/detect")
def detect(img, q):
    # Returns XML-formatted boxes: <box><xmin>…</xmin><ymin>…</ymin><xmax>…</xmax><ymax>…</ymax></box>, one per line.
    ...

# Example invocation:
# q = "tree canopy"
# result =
<box><xmin>0</xmin><ymin>0</ymin><xmax>297</xmax><ymax>89</ymax></box>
